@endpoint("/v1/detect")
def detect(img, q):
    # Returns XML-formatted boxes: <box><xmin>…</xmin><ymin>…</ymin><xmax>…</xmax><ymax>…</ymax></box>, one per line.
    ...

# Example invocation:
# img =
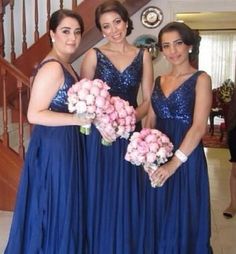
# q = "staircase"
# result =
<box><xmin>0</xmin><ymin>0</ymin><xmax>151</xmax><ymax>211</ymax></box>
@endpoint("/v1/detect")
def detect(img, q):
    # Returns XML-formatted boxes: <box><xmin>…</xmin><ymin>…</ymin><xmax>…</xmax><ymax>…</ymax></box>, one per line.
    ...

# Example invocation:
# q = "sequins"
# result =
<box><xmin>94</xmin><ymin>48</ymin><xmax>144</xmax><ymax>108</ymax></box>
<box><xmin>50</xmin><ymin>69</ymin><xmax>76</xmax><ymax>113</ymax></box>
<box><xmin>35</xmin><ymin>59</ymin><xmax>77</xmax><ymax>113</ymax></box>
<box><xmin>152</xmin><ymin>72</ymin><xmax>202</xmax><ymax>125</ymax></box>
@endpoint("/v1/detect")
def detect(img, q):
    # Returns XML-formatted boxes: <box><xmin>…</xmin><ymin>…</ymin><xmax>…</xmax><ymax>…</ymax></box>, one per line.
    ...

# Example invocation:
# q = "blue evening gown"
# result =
<box><xmin>84</xmin><ymin>48</ymin><xmax>147</xmax><ymax>254</ymax></box>
<box><xmin>141</xmin><ymin>71</ymin><xmax>212</xmax><ymax>253</ymax></box>
<box><xmin>4</xmin><ymin>60</ymin><xmax>87</xmax><ymax>254</ymax></box>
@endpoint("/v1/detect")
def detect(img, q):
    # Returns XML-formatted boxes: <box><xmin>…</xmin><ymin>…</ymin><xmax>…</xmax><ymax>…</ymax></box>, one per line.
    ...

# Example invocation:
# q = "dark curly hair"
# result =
<box><xmin>95</xmin><ymin>0</ymin><xmax>133</xmax><ymax>36</ymax></box>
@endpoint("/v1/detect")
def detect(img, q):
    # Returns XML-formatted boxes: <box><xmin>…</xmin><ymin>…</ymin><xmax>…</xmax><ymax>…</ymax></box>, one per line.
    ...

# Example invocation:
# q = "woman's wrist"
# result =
<box><xmin>169</xmin><ymin>156</ymin><xmax>182</xmax><ymax>173</ymax></box>
<box><xmin>174</xmin><ymin>149</ymin><xmax>188</xmax><ymax>163</ymax></box>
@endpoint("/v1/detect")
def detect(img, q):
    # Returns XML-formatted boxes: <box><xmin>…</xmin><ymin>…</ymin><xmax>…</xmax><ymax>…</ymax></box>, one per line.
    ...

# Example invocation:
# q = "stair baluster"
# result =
<box><xmin>72</xmin><ymin>0</ymin><xmax>77</xmax><ymax>9</ymax></box>
<box><xmin>60</xmin><ymin>0</ymin><xmax>64</xmax><ymax>9</ymax></box>
<box><xmin>10</xmin><ymin>0</ymin><xmax>15</xmax><ymax>62</ymax></box>
<box><xmin>22</xmin><ymin>0</ymin><xmax>27</xmax><ymax>53</ymax></box>
<box><xmin>1</xmin><ymin>67</ymin><xmax>9</xmax><ymax>146</ymax></box>
<box><xmin>0</xmin><ymin>1</ymin><xmax>5</xmax><ymax>57</ymax></box>
<box><xmin>34</xmin><ymin>0</ymin><xmax>39</xmax><ymax>42</ymax></box>
<box><xmin>17</xmin><ymin>81</ymin><xmax>25</xmax><ymax>158</ymax></box>
<box><xmin>46</xmin><ymin>0</ymin><xmax>51</xmax><ymax>31</ymax></box>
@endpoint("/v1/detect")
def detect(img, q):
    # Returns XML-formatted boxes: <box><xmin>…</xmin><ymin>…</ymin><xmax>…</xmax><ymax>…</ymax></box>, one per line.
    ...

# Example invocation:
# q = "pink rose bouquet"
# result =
<box><xmin>67</xmin><ymin>78</ymin><xmax>111</xmax><ymax>134</ymax></box>
<box><xmin>95</xmin><ymin>96</ymin><xmax>136</xmax><ymax>145</ymax></box>
<box><xmin>125</xmin><ymin>128</ymin><xmax>174</xmax><ymax>187</ymax></box>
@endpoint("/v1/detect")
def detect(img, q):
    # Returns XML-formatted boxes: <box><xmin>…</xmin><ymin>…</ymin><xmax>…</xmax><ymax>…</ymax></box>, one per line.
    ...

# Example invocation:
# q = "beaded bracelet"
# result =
<box><xmin>174</xmin><ymin>149</ymin><xmax>188</xmax><ymax>163</ymax></box>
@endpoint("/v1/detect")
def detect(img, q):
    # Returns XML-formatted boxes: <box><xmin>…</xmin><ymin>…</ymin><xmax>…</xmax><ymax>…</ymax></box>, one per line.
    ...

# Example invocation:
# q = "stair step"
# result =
<box><xmin>0</xmin><ymin>107</ymin><xmax>31</xmax><ymax>153</ymax></box>
<box><xmin>0</xmin><ymin>108</ymin><xmax>12</xmax><ymax>125</ymax></box>
<box><xmin>8</xmin><ymin>123</ymin><xmax>31</xmax><ymax>153</ymax></box>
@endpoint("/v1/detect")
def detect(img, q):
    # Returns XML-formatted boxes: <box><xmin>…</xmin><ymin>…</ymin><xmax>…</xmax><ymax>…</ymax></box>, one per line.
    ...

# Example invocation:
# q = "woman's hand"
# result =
<box><xmin>73</xmin><ymin>114</ymin><xmax>93</xmax><ymax>126</ymax></box>
<box><xmin>149</xmin><ymin>157</ymin><xmax>182</xmax><ymax>187</ymax></box>
<box><xmin>97</xmin><ymin>126</ymin><xmax>115</xmax><ymax>144</ymax></box>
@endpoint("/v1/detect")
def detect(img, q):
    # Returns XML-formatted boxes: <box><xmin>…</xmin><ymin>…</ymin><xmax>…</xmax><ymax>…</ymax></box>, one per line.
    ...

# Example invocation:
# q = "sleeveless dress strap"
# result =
<box><xmin>32</xmin><ymin>59</ymin><xmax>64</xmax><ymax>77</ymax></box>
<box><xmin>93</xmin><ymin>47</ymin><xmax>144</xmax><ymax>60</ymax></box>
<box><xmin>155</xmin><ymin>71</ymin><xmax>205</xmax><ymax>87</ymax></box>
<box><xmin>154</xmin><ymin>76</ymin><xmax>161</xmax><ymax>90</ymax></box>
<box><xmin>32</xmin><ymin>59</ymin><xmax>79</xmax><ymax>81</ymax></box>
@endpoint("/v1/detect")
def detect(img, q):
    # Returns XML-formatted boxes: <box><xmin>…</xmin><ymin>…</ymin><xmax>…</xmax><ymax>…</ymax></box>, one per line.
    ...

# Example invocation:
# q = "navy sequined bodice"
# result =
<box><xmin>94</xmin><ymin>48</ymin><xmax>144</xmax><ymax>108</ymax></box>
<box><xmin>151</xmin><ymin>71</ymin><xmax>204</xmax><ymax>126</ymax></box>
<box><xmin>35</xmin><ymin>59</ymin><xmax>77</xmax><ymax>113</ymax></box>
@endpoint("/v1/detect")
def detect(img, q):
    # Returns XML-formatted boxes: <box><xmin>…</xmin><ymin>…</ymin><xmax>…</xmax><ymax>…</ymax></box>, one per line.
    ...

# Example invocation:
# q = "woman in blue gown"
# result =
<box><xmin>4</xmin><ymin>10</ymin><xmax>91</xmax><ymax>254</ymax></box>
<box><xmin>80</xmin><ymin>1</ymin><xmax>153</xmax><ymax>253</ymax></box>
<box><xmin>143</xmin><ymin>22</ymin><xmax>213</xmax><ymax>253</ymax></box>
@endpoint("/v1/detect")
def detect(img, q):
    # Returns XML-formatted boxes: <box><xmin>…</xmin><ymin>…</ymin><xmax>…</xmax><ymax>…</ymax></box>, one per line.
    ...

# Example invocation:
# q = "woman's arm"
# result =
<box><xmin>135</xmin><ymin>49</ymin><xmax>154</xmax><ymax>122</ymax></box>
<box><xmin>27</xmin><ymin>61</ymin><xmax>91</xmax><ymax>127</ymax></box>
<box><xmin>80</xmin><ymin>48</ymin><xmax>97</xmax><ymax>79</ymax></box>
<box><xmin>176</xmin><ymin>72</ymin><xmax>212</xmax><ymax>156</ymax></box>
<box><xmin>150</xmin><ymin>72</ymin><xmax>212</xmax><ymax>186</ymax></box>
<box><xmin>143</xmin><ymin>103</ymin><xmax>156</xmax><ymax>129</ymax></box>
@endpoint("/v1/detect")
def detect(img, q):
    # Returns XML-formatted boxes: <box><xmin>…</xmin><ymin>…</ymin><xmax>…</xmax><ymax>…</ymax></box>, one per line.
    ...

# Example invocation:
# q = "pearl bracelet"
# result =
<box><xmin>174</xmin><ymin>149</ymin><xmax>188</xmax><ymax>163</ymax></box>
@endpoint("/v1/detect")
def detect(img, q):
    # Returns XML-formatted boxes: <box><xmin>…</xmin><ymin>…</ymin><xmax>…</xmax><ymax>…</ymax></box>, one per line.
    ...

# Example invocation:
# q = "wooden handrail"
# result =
<box><xmin>0</xmin><ymin>56</ymin><xmax>30</xmax><ymax>86</ymax></box>
<box><xmin>0</xmin><ymin>56</ymin><xmax>30</xmax><ymax>158</ymax></box>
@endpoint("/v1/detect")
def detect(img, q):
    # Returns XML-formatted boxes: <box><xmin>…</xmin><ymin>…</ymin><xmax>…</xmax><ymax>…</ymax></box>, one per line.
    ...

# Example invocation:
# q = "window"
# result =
<box><xmin>199</xmin><ymin>30</ymin><xmax>236</xmax><ymax>89</ymax></box>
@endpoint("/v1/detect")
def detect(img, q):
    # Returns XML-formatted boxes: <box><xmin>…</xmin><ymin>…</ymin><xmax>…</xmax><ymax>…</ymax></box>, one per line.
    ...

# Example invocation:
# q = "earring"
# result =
<box><xmin>103</xmin><ymin>34</ymin><xmax>106</xmax><ymax>38</ymax></box>
<box><xmin>189</xmin><ymin>48</ymin><xmax>192</xmax><ymax>53</ymax></box>
<box><xmin>51</xmin><ymin>38</ymin><xmax>55</xmax><ymax>43</ymax></box>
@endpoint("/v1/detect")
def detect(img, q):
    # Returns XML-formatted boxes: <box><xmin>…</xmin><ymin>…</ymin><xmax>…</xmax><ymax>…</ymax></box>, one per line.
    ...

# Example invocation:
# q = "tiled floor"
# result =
<box><xmin>206</xmin><ymin>148</ymin><xmax>236</xmax><ymax>254</ymax></box>
<box><xmin>0</xmin><ymin>147</ymin><xmax>235</xmax><ymax>253</ymax></box>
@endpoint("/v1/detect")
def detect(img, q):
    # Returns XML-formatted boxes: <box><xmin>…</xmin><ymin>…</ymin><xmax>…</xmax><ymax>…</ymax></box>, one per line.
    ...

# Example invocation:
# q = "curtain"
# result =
<box><xmin>199</xmin><ymin>30</ymin><xmax>236</xmax><ymax>89</ymax></box>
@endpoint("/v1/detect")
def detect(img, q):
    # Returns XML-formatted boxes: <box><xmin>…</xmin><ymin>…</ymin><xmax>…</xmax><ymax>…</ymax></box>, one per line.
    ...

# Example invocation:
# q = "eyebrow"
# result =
<box><xmin>60</xmin><ymin>27</ymin><xmax>81</xmax><ymax>31</ymax></box>
<box><xmin>101</xmin><ymin>17</ymin><xmax>121</xmax><ymax>26</ymax></box>
<box><xmin>162</xmin><ymin>38</ymin><xmax>183</xmax><ymax>44</ymax></box>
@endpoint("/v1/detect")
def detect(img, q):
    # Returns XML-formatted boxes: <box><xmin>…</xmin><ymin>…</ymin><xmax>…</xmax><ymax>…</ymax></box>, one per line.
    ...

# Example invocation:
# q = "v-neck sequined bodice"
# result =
<box><xmin>151</xmin><ymin>71</ymin><xmax>204</xmax><ymax>125</ymax></box>
<box><xmin>94</xmin><ymin>48</ymin><xmax>144</xmax><ymax>108</ymax></box>
<box><xmin>35</xmin><ymin>59</ymin><xmax>78</xmax><ymax>113</ymax></box>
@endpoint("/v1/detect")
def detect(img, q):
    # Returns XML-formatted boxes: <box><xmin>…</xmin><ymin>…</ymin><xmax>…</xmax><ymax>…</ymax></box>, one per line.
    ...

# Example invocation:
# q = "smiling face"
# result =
<box><xmin>99</xmin><ymin>11</ymin><xmax>127</xmax><ymax>43</ymax></box>
<box><xmin>50</xmin><ymin>16</ymin><xmax>82</xmax><ymax>56</ymax></box>
<box><xmin>161</xmin><ymin>30</ymin><xmax>192</xmax><ymax>65</ymax></box>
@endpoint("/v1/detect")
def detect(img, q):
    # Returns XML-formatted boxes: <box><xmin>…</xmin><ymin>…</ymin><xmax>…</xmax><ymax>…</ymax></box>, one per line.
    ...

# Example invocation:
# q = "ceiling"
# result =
<box><xmin>176</xmin><ymin>12</ymin><xmax>236</xmax><ymax>30</ymax></box>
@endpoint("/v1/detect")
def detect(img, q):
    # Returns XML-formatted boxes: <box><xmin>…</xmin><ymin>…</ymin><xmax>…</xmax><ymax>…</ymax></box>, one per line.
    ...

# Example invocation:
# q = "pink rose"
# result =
<box><xmin>75</xmin><ymin>101</ymin><xmax>87</xmax><ymax>114</ymax></box>
<box><xmin>137</xmin><ymin>141</ymin><xmax>149</xmax><ymax>155</ymax></box>
<box><xmin>140</xmin><ymin>128</ymin><xmax>151</xmax><ymax>138</ymax></box>
<box><xmin>109</xmin><ymin>111</ymin><xmax>118</xmax><ymax>121</ymax></box>
<box><xmin>145</xmin><ymin>134</ymin><xmax>157</xmax><ymax>144</ymax></box>
<box><xmin>149</xmin><ymin>142</ymin><xmax>160</xmax><ymax>153</ymax></box>
<box><xmin>80</xmin><ymin>78</ymin><xmax>92</xmax><ymax>90</ymax></box>
<box><xmin>146</xmin><ymin>152</ymin><xmax>157</xmax><ymax>163</ymax></box>
<box><xmin>95</xmin><ymin>96</ymin><xmax>106</xmax><ymax>108</ymax></box>
<box><xmin>126</xmin><ymin>106</ymin><xmax>135</xmax><ymax>115</ymax></box>
<box><xmin>78</xmin><ymin>88</ymin><xmax>89</xmax><ymax>100</ymax></box>
<box><xmin>118</xmin><ymin>109</ymin><xmax>127</xmax><ymax>118</ymax></box>
<box><xmin>117</xmin><ymin>118</ymin><xmax>125</xmax><ymax>126</ymax></box>
<box><xmin>86</xmin><ymin>94</ymin><xmax>95</xmax><ymax>105</ymax></box>
<box><xmin>87</xmin><ymin>105</ymin><xmax>96</xmax><ymax>114</ymax></box>
<box><xmin>90</xmin><ymin>86</ymin><xmax>100</xmax><ymax>96</ymax></box>
<box><xmin>100</xmin><ymin>89</ymin><xmax>109</xmax><ymax>98</ymax></box>
<box><xmin>125</xmin><ymin>115</ymin><xmax>133</xmax><ymax>125</ymax></box>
